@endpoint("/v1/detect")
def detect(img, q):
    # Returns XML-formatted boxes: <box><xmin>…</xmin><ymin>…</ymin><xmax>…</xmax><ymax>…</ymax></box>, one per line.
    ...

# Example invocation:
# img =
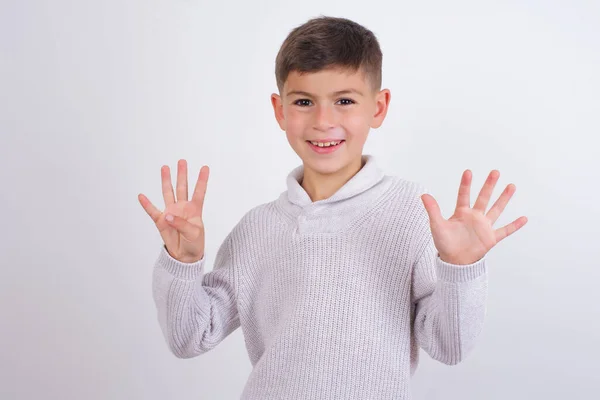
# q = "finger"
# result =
<box><xmin>138</xmin><ymin>193</ymin><xmax>163</xmax><ymax>223</ymax></box>
<box><xmin>486</xmin><ymin>184</ymin><xmax>516</xmax><ymax>225</ymax></box>
<box><xmin>161</xmin><ymin>165</ymin><xmax>176</xmax><ymax>207</ymax></box>
<box><xmin>473</xmin><ymin>170</ymin><xmax>500</xmax><ymax>213</ymax></box>
<box><xmin>176</xmin><ymin>159</ymin><xmax>188</xmax><ymax>202</ymax></box>
<box><xmin>494</xmin><ymin>216</ymin><xmax>528</xmax><ymax>243</ymax></box>
<box><xmin>421</xmin><ymin>193</ymin><xmax>444</xmax><ymax>227</ymax></box>
<box><xmin>191</xmin><ymin>165</ymin><xmax>210</xmax><ymax>212</ymax></box>
<box><xmin>165</xmin><ymin>213</ymin><xmax>202</xmax><ymax>241</ymax></box>
<box><xmin>455</xmin><ymin>169</ymin><xmax>472</xmax><ymax>210</ymax></box>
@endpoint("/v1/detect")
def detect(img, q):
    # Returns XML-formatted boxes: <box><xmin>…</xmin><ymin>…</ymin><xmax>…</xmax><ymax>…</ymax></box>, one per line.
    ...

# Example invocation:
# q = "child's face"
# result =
<box><xmin>271</xmin><ymin>67</ymin><xmax>390</xmax><ymax>174</ymax></box>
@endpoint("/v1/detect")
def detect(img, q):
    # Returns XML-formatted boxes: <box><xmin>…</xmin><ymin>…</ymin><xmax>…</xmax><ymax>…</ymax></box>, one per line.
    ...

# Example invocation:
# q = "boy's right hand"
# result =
<box><xmin>138</xmin><ymin>160</ymin><xmax>209</xmax><ymax>264</ymax></box>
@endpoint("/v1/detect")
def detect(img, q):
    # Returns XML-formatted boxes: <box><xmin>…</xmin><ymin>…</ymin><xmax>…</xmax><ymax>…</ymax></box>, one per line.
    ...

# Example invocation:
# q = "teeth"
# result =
<box><xmin>310</xmin><ymin>140</ymin><xmax>341</xmax><ymax>147</ymax></box>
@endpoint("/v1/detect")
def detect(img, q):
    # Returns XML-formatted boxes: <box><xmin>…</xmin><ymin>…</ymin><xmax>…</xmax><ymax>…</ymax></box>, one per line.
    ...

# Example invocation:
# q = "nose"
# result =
<box><xmin>313</xmin><ymin>104</ymin><xmax>337</xmax><ymax>131</ymax></box>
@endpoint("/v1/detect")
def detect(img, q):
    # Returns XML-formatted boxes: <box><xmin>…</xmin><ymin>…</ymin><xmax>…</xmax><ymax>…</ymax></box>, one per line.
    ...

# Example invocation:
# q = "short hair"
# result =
<box><xmin>275</xmin><ymin>16</ymin><xmax>383</xmax><ymax>95</ymax></box>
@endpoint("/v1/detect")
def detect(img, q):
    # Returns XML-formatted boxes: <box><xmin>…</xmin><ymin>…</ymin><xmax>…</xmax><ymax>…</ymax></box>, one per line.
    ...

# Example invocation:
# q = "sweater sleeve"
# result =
<box><xmin>411</xmin><ymin>234</ymin><xmax>488</xmax><ymax>365</ymax></box>
<box><xmin>152</xmin><ymin>234</ymin><xmax>240</xmax><ymax>358</ymax></box>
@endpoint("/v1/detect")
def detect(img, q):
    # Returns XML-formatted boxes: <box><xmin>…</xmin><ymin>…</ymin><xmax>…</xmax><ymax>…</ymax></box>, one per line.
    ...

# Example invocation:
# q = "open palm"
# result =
<box><xmin>421</xmin><ymin>169</ymin><xmax>528</xmax><ymax>265</ymax></box>
<box><xmin>138</xmin><ymin>159</ymin><xmax>209</xmax><ymax>264</ymax></box>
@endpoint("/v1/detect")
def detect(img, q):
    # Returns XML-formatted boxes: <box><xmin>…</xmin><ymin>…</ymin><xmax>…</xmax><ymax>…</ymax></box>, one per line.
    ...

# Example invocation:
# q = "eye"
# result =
<box><xmin>337</xmin><ymin>98</ymin><xmax>355</xmax><ymax>105</ymax></box>
<box><xmin>293</xmin><ymin>99</ymin><xmax>312</xmax><ymax>107</ymax></box>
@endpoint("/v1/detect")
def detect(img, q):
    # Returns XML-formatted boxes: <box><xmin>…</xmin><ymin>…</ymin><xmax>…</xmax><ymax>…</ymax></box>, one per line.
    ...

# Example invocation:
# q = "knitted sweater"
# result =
<box><xmin>152</xmin><ymin>154</ymin><xmax>488</xmax><ymax>399</ymax></box>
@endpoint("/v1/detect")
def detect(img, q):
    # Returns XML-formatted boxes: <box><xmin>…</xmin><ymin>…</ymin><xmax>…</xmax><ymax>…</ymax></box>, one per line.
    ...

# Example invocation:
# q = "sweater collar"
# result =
<box><xmin>285</xmin><ymin>154</ymin><xmax>385</xmax><ymax>208</ymax></box>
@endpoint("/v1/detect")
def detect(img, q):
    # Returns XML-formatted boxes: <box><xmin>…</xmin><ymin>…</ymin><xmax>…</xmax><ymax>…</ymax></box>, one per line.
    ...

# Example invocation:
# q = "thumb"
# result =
<box><xmin>164</xmin><ymin>214</ymin><xmax>201</xmax><ymax>241</ymax></box>
<box><xmin>420</xmin><ymin>194</ymin><xmax>443</xmax><ymax>228</ymax></box>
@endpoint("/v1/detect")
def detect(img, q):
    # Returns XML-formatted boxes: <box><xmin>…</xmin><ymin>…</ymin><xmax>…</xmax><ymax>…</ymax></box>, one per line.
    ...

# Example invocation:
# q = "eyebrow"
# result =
<box><xmin>286</xmin><ymin>88</ymin><xmax>364</xmax><ymax>97</ymax></box>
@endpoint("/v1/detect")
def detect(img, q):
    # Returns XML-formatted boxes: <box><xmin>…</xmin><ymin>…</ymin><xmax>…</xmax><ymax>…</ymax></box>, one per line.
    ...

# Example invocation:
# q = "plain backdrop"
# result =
<box><xmin>1</xmin><ymin>0</ymin><xmax>599</xmax><ymax>399</ymax></box>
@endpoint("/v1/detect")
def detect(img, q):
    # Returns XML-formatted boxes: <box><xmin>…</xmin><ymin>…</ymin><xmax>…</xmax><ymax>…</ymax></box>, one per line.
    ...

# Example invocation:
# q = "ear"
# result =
<box><xmin>369</xmin><ymin>89</ymin><xmax>391</xmax><ymax>129</ymax></box>
<box><xmin>271</xmin><ymin>93</ymin><xmax>286</xmax><ymax>131</ymax></box>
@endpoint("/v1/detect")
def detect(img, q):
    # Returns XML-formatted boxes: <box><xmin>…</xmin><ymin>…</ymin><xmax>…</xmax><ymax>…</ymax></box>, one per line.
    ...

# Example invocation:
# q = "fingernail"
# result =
<box><xmin>165</xmin><ymin>214</ymin><xmax>174</xmax><ymax>222</ymax></box>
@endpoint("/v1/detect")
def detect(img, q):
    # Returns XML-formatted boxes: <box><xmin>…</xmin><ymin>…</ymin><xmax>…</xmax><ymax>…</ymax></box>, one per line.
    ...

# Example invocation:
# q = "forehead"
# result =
<box><xmin>284</xmin><ymin>67</ymin><xmax>369</xmax><ymax>96</ymax></box>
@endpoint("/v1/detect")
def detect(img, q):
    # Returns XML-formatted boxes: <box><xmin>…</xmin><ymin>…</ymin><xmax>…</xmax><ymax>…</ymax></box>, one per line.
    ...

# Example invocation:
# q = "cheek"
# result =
<box><xmin>283</xmin><ymin>121</ymin><xmax>304</xmax><ymax>143</ymax></box>
<box><xmin>341</xmin><ymin>112</ymin><xmax>371</xmax><ymax>136</ymax></box>
<box><xmin>284</xmin><ymin>110</ymin><xmax>308</xmax><ymax>136</ymax></box>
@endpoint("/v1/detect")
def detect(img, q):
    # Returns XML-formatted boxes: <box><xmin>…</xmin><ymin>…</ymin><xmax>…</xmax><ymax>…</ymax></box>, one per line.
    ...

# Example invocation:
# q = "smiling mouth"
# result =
<box><xmin>306</xmin><ymin>140</ymin><xmax>346</xmax><ymax>154</ymax></box>
<box><xmin>305</xmin><ymin>140</ymin><xmax>345</xmax><ymax>147</ymax></box>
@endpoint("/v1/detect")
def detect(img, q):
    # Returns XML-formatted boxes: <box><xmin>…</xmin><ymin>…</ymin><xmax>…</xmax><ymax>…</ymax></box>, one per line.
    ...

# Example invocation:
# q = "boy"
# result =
<box><xmin>138</xmin><ymin>15</ymin><xmax>527</xmax><ymax>399</ymax></box>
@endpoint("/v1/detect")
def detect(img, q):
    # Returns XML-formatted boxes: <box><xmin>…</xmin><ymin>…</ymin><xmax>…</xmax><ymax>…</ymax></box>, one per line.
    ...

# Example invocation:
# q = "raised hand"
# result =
<box><xmin>420</xmin><ymin>170</ymin><xmax>528</xmax><ymax>265</ymax></box>
<box><xmin>138</xmin><ymin>159</ymin><xmax>209</xmax><ymax>264</ymax></box>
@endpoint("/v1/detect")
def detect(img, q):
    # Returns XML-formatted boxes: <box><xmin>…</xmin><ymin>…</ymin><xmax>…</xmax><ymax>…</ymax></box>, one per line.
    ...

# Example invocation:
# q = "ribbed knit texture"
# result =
<box><xmin>152</xmin><ymin>154</ymin><xmax>488</xmax><ymax>399</ymax></box>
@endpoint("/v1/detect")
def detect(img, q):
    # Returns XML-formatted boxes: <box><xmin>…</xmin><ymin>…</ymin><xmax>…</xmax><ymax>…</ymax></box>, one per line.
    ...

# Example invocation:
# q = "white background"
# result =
<box><xmin>1</xmin><ymin>0</ymin><xmax>598</xmax><ymax>399</ymax></box>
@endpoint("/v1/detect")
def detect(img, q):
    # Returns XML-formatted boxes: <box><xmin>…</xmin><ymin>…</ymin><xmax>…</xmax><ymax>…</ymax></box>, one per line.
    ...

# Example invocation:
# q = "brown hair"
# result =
<box><xmin>275</xmin><ymin>15</ymin><xmax>383</xmax><ymax>95</ymax></box>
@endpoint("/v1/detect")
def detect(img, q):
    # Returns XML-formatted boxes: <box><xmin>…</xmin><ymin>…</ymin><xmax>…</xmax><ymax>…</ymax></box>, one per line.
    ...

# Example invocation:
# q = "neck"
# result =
<box><xmin>300</xmin><ymin>157</ymin><xmax>366</xmax><ymax>202</ymax></box>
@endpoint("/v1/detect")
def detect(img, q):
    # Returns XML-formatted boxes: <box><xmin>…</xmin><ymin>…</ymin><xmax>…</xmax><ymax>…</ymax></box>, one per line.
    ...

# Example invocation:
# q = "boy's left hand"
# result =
<box><xmin>420</xmin><ymin>170</ymin><xmax>528</xmax><ymax>265</ymax></box>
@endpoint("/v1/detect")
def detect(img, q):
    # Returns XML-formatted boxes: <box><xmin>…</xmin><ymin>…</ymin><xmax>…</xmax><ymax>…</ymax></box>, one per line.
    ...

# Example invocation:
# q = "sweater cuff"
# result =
<box><xmin>156</xmin><ymin>244</ymin><xmax>206</xmax><ymax>280</ymax></box>
<box><xmin>435</xmin><ymin>254</ymin><xmax>487</xmax><ymax>283</ymax></box>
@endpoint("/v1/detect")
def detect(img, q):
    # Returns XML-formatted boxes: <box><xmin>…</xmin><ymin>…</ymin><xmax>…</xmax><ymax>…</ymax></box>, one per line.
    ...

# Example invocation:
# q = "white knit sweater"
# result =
<box><xmin>152</xmin><ymin>154</ymin><xmax>488</xmax><ymax>399</ymax></box>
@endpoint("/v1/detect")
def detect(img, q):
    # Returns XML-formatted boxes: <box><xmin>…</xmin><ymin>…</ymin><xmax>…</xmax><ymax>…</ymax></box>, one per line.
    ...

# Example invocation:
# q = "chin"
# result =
<box><xmin>302</xmin><ymin>155</ymin><xmax>350</xmax><ymax>175</ymax></box>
